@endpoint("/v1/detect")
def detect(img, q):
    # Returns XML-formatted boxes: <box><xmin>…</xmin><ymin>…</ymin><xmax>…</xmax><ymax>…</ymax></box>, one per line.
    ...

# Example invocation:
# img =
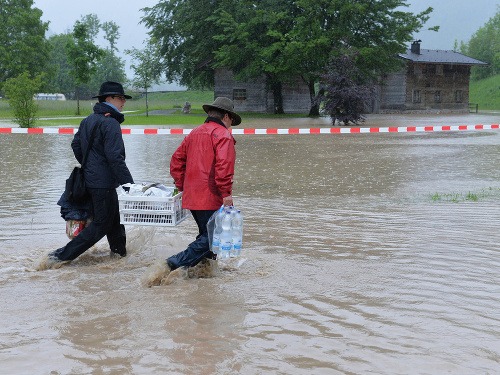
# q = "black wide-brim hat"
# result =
<box><xmin>202</xmin><ymin>97</ymin><xmax>241</xmax><ymax>126</ymax></box>
<box><xmin>92</xmin><ymin>81</ymin><xmax>132</xmax><ymax>99</ymax></box>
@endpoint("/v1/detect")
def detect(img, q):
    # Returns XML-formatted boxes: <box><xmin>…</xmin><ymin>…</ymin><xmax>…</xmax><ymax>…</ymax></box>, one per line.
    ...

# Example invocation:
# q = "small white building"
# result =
<box><xmin>34</xmin><ymin>93</ymin><xmax>66</xmax><ymax>101</ymax></box>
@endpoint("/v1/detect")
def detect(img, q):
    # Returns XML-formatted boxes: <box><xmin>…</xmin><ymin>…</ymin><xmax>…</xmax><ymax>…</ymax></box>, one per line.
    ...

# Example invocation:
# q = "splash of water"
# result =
<box><xmin>142</xmin><ymin>258</ymin><xmax>219</xmax><ymax>287</ymax></box>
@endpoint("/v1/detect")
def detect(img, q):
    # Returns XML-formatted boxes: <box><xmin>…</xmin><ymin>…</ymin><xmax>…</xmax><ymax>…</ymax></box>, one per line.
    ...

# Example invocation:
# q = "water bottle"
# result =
<box><xmin>211</xmin><ymin>207</ymin><xmax>225</xmax><ymax>255</ymax></box>
<box><xmin>219</xmin><ymin>209</ymin><xmax>233</xmax><ymax>259</ymax></box>
<box><xmin>230</xmin><ymin>210</ymin><xmax>243</xmax><ymax>257</ymax></box>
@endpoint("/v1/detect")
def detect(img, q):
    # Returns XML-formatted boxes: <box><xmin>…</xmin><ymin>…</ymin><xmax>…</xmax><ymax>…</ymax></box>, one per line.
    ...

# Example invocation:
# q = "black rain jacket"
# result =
<box><xmin>71</xmin><ymin>102</ymin><xmax>134</xmax><ymax>189</ymax></box>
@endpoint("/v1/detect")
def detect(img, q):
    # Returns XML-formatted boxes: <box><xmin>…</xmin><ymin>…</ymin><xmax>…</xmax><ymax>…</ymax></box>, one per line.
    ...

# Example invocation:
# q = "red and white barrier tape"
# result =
<box><xmin>0</xmin><ymin>124</ymin><xmax>498</xmax><ymax>135</ymax></box>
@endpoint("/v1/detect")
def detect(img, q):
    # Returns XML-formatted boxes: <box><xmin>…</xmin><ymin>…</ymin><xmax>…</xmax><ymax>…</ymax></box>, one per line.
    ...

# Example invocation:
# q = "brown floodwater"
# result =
<box><xmin>0</xmin><ymin>113</ymin><xmax>499</xmax><ymax>374</ymax></box>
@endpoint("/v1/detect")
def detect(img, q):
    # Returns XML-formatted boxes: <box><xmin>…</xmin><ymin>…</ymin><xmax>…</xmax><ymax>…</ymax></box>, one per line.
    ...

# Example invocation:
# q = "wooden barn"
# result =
<box><xmin>375</xmin><ymin>41</ymin><xmax>488</xmax><ymax>113</ymax></box>
<box><xmin>214</xmin><ymin>41</ymin><xmax>488</xmax><ymax>114</ymax></box>
<box><xmin>214</xmin><ymin>68</ymin><xmax>311</xmax><ymax>114</ymax></box>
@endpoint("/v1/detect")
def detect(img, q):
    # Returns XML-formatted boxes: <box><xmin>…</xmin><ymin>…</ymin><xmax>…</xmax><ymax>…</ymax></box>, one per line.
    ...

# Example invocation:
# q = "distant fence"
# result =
<box><xmin>469</xmin><ymin>103</ymin><xmax>479</xmax><ymax>113</ymax></box>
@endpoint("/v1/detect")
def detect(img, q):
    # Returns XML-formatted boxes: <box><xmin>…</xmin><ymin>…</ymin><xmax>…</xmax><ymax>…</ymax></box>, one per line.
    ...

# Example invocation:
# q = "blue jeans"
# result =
<box><xmin>53</xmin><ymin>188</ymin><xmax>126</xmax><ymax>261</ymax></box>
<box><xmin>167</xmin><ymin>210</ymin><xmax>216</xmax><ymax>270</ymax></box>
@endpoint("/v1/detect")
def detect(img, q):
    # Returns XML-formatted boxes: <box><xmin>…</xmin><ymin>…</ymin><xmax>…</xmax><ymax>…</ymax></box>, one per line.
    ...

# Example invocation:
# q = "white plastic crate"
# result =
<box><xmin>118</xmin><ymin>192</ymin><xmax>189</xmax><ymax>226</ymax></box>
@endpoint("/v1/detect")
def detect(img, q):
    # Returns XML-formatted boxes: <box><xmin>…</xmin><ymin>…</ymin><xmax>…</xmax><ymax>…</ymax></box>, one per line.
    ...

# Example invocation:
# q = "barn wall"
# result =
<box><xmin>379</xmin><ymin>72</ymin><xmax>407</xmax><ymax>111</ymax></box>
<box><xmin>403</xmin><ymin>63</ymin><xmax>470</xmax><ymax>111</ymax></box>
<box><xmin>214</xmin><ymin>69</ymin><xmax>311</xmax><ymax>114</ymax></box>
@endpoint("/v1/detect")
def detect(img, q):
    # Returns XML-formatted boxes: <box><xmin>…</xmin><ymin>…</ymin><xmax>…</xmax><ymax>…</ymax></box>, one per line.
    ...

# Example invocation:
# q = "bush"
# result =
<box><xmin>321</xmin><ymin>55</ymin><xmax>374</xmax><ymax>126</ymax></box>
<box><xmin>3</xmin><ymin>72</ymin><xmax>44</xmax><ymax>128</ymax></box>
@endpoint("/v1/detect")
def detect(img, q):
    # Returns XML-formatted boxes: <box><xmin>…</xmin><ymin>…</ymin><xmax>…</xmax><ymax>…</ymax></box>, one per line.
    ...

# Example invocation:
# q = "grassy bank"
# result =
<box><xmin>469</xmin><ymin>74</ymin><xmax>500</xmax><ymax>110</ymax></box>
<box><xmin>0</xmin><ymin>76</ymin><xmax>498</xmax><ymax>126</ymax></box>
<box><xmin>0</xmin><ymin>90</ymin><xmax>305</xmax><ymax>126</ymax></box>
<box><xmin>0</xmin><ymin>90</ymin><xmax>215</xmax><ymax>126</ymax></box>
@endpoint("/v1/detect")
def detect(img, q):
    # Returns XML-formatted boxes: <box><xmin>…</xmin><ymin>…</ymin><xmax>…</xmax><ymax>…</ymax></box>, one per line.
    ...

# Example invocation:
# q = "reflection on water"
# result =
<box><xmin>0</xmin><ymin>115</ymin><xmax>499</xmax><ymax>374</ymax></box>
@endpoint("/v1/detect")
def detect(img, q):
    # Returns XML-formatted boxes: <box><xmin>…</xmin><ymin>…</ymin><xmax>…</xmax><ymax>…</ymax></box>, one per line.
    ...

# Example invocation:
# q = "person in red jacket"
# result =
<box><xmin>167</xmin><ymin>97</ymin><xmax>241</xmax><ymax>271</ymax></box>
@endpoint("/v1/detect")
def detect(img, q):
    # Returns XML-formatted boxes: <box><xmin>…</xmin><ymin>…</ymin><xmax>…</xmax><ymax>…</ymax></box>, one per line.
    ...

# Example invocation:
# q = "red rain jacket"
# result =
<box><xmin>170</xmin><ymin>120</ymin><xmax>236</xmax><ymax>210</ymax></box>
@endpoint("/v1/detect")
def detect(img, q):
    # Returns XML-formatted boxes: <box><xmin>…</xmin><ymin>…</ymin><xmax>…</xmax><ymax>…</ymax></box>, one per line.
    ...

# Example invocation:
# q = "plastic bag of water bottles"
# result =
<box><xmin>207</xmin><ymin>205</ymin><xmax>243</xmax><ymax>260</ymax></box>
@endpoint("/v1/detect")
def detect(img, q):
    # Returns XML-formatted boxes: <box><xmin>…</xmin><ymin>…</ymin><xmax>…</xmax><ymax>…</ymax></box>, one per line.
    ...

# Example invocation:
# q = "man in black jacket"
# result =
<box><xmin>40</xmin><ymin>82</ymin><xmax>134</xmax><ymax>269</ymax></box>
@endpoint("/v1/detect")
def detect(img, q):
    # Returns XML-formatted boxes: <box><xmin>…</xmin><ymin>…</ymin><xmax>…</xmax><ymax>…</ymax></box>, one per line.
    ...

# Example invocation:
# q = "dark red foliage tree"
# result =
<box><xmin>320</xmin><ymin>55</ymin><xmax>375</xmax><ymax>126</ymax></box>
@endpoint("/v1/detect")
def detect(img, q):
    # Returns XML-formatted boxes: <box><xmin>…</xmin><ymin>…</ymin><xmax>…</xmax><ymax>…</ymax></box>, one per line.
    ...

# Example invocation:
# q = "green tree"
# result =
<box><xmin>102</xmin><ymin>21</ymin><xmax>120</xmax><ymax>52</ymax></box>
<box><xmin>142</xmin><ymin>0</ymin><xmax>220</xmax><ymax>88</ymax></box>
<box><xmin>127</xmin><ymin>41</ymin><xmax>163</xmax><ymax>116</ymax></box>
<box><xmin>461</xmin><ymin>8</ymin><xmax>500</xmax><ymax>80</ymax></box>
<box><xmin>143</xmin><ymin>0</ymin><xmax>435</xmax><ymax>115</ymax></box>
<box><xmin>45</xmin><ymin>33</ymin><xmax>76</xmax><ymax>97</ymax></box>
<box><xmin>210</xmin><ymin>1</ymin><xmax>299</xmax><ymax>113</ymax></box>
<box><xmin>89</xmin><ymin>20</ymin><xmax>127</xmax><ymax>95</ymax></box>
<box><xmin>80</xmin><ymin>14</ymin><xmax>101</xmax><ymax>36</ymax></box>
<box><xmin>4</xmin><ymin>72</ymin><xmax>44</xmax><ymax>128</ymax></box>
<box><xmin>0</xmin><ymin>0</ymin><xmax>50</xmax><ymax>87</ymax></box>
<box><xmin>89</xmin><ymin>51</ymin><xmax>127</xmax><ymax>95</ymax></box>
<box><xmin>66</xmin><ymin>20</ymin><xmax>105</xmax><ymax>115</ymax></box>
<box><xmin>45</xmin><ymin>16</ymin><xmax>125</xmax><ymax>101</ymax></box>
<box><xmin>212</xmin><ymin>0</ymin><xmax>435</xmax><ymax>115</ymax></box>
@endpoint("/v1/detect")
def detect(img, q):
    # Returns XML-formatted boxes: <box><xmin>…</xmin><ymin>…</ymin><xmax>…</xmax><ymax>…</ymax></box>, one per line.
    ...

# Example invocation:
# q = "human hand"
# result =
<box><xmin>223</xmin><ymin>195</ymin><xmax>233</xmax><ymax>207</ymax></box>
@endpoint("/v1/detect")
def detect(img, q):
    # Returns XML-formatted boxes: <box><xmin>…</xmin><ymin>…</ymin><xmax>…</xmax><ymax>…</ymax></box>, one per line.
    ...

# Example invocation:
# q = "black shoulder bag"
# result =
<box><xmin>65</xmin><ymin>123</ymin><xmax>100</xmax><ymax>204</ymax></box>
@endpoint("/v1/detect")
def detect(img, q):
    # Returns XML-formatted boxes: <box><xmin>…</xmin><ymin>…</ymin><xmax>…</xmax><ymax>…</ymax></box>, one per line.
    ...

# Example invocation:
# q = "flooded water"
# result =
<box><xmin>1</xmin><ymin>113</ymin><xmax>499</xmax><ymax>374</ymax></box>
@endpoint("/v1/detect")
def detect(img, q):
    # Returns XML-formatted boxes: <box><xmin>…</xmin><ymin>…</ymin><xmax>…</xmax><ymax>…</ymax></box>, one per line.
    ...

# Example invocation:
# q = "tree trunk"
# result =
<box><xmin>145</xmin><ymin>89</ymin><xmax>149</xmax><ymax>117</ymax></box>
<box><xmin>271</xmin><ymin>81</ymin><xmax>284</xmax><ymax>114</ymax></box>
<box><xmin>307</xmin><ymin>80</ymin><xmax>319</xmax><ymax>117</ymax></box>
<box><xmin>76</xmin><ymin>86</ymin><xmax>81</xmax><ymax>116</ymax></box>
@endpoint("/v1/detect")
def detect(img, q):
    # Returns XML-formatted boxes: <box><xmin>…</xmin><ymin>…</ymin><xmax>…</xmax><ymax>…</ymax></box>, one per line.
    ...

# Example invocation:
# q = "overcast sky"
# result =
<box><xmin>33</xmin><ymin>0</ymin><xmax>499</xmax><ymax>90</ymax></box>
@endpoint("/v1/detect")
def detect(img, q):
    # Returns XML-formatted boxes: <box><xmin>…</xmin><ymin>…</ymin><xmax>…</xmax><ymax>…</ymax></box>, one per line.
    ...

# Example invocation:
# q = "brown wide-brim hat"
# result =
<box><xmin>92</xmin><ymin>81</ymin><xmax>132</xmax><ymax>99</ymax></box>
<box><xmin>202</xmin><ymin>97</ymin><xmax>241</xmax><ymax>126</ymax></box>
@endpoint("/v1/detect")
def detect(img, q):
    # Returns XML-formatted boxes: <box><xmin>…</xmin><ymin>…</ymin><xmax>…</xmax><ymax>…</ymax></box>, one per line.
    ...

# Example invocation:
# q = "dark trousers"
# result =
<box><xmin>167</xmin><ymin>209</ymin><xmax>216</xmax><ymax>270</ymax></box>
<box><xmin>53</xmin><ymin>188</ymin><xmax>126</xmax><ymax>261</ymax></box>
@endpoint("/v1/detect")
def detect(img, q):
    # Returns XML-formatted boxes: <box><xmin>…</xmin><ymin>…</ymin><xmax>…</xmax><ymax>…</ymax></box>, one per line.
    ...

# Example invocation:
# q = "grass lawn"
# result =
<box><xmin>469</xmin><ymin>74</ymin><xmax>500</xmax><ymax>110</ymax></box>
<box><xmin>0</xmin><ymin>90</ymin><xmax>306</xmax><ymax>127</ymax></box>
<box><xmin>0</xmin><ymin>90</ymin><xmax>215</xmax><ymax>126</ymax></box>
<box><xmin>0</xmin><ymin>77</ymin><xmax>498</xmax><ymax>127</ymax></box>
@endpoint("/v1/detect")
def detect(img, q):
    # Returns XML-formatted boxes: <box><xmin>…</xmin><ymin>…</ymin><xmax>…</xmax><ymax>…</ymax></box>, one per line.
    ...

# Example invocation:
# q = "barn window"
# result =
<box><xmin>412</xmin><ymin>90</ymin><xmax>421</xmax><ymax>103</ymax></box>
<box><xmin>455</xmin><ymin>90</ymin><xmax>463</xmax><ymax>103</ymax></box>
<box><xmin>233</xmin><ymin>89</ymin><xmax>247</xmax><ymax>101</ymax></box>
<box><xmin>434</xmin><ymin>91</ymin><xmax>441</xmax><ymax>103</ymax></box>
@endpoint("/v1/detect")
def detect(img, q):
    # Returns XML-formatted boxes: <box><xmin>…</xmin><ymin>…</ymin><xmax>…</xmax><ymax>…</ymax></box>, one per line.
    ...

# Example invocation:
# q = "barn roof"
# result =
<box><xmin>399</xmin><ymin>49</ymin><xmax>488</xmax><ymax>66</ymax></box>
